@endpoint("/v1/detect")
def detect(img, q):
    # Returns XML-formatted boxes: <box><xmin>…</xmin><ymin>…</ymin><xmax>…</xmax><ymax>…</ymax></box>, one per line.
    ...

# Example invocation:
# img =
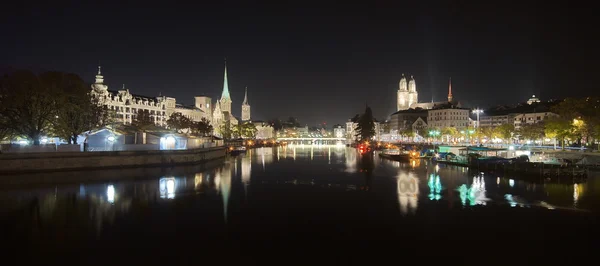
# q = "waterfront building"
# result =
<box><xmin>412</xmin><ymin>117</ymin><xmax>428</xmax><ymax>133</ymax></box>
<box><xmin>91</xmin><ymin>61</ymin><xmax>252</xmax><ymax>137</ymax></box>
<box><xmin>90</xmin><ymin>66</ymin><xmax>208</xmax><ymax>127</ymax></box>
<box><xmin>333</xmin><ymin>125</ymin><xmax>345</xmax><ymax>138</ymax></box>
<box><xmin>252</xmin><ymin>121</ymin><xmax>275</xmax><ymax>139</ymax></box>
<box><xmin>389</xmin><ymin>108</ymin><xmax>428</xmax><ymax>133</ymax></box>
<box><xmin>513</xmin><ymin>112</ymin><xmax>558</xmax><ymax>129</ymax></box>
<box><xmin>427</xmin><ymin>104</ymin><xmax>471</xmax><ymax>130</ymax></box>
<box><xmin>478</xmin><ymin>98</ymin><xmax>558</xmax><ymax>129</ymax></box>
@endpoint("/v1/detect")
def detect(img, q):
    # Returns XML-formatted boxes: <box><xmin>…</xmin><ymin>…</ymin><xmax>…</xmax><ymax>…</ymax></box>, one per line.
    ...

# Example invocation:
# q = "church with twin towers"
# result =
<box><xmin>90</xmin><ymin>59</ymin><xmax>252</xmax><ymax>137</ymax></box>
<box><xmin>395</xmin><ymin>73</ymin><xmax>456</xmax><ymax>111</ymax></box>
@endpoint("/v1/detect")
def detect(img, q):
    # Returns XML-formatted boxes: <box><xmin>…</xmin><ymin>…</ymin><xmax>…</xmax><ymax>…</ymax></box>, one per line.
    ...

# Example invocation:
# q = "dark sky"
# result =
<box><xmin>1</xmin><ymin>1</ymin><xmax>598</xmax><ymax>126</ymax></box>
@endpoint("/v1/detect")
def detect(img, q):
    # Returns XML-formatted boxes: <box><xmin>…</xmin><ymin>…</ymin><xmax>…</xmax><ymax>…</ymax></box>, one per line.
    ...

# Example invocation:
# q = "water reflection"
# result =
<box><xmin>428</xmin><ymin>174</ymin><xmax>442</xmax><ymax>201</ymax></box>
<box><xmin>1</xmin><ymin>146</ymin><xmax>599</xmax><ymax>248</ymax></box>
<box><xmin>397</xmin><ymin>172</ymin><xmax>419</xmax><ymax>215</ymax></box>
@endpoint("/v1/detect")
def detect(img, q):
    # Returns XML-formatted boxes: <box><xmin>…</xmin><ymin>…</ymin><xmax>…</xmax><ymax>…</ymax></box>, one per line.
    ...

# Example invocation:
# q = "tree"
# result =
<box><xmin>238</xmin><ymin>122</ymin><xmax>258</xmax><ymax>139</ymax></box>
<box><xmin>494</xmin><ymin>124</ymin><xmax>515</xmax><ymax>143</ymax></box>
<box><xmin>132</xmin><ymin>109</ymin><xmax>155</xmax><ymax>144</ymax></box>
<box><xmin>52</xmin><ymin>73</ymin><xmax>108</xmax><ymax>144</ymax></box>
<box><xmin>167</xmin><ymin>112</ymin><xmax>191</xmax><ymax>134</ymax></box>
<box><xmin>400</xmin><ymin>128</ymin><xmax>415</xmax><ymax>138</ymax></box>
<box><xmin>479</xmin><ymin>126</ymin><xmax>497</xmax><ymax>140</ymax></box>
<box><xmin>286</xmin><ymin>117</ymin><xmax>301</xmax><ymax>127</ymax></box>
<box><xmin>268</xmin><ymin>118</ymin><xmax>283</xmax><ymax>131</ymax></box>
<box><xmin>0</xmin><ymin>70</ymin><xmax>60</xmax><ymax>145</ymax></box>
<box><xmin>441</xmin><ymin>127</ymin><xmax>458</xmax><ymax>142</ymax></box>
<box><xmin>191</xmin><ymin>117</ymin><xmax>213</xmax><ymax>137</ymax></box>
<box><xmin>518</xmin><ymin>122</ymin><xmax>545</xmax><ymax>142</ymax></box>
<box><xmin>219</xmin><ymin>123</ymin><xmax>233</xmax><ymax>140</ymax></box>
<box><xmin>545</xmin><ymin>116</ymin><xmax>573</xmax><ymax>150</ymax></box>
<box><xmin>355</xmin><ymin>106</ymin><xmax>375</xmax><ymax>141</ymax></box>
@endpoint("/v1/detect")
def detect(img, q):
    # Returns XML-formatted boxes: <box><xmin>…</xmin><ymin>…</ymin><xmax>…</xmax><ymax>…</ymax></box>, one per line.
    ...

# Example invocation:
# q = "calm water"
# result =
<box><xmin>2</xmin><ymin>146</ymin><xmax>599</xmax><ymax>264</ymax></box>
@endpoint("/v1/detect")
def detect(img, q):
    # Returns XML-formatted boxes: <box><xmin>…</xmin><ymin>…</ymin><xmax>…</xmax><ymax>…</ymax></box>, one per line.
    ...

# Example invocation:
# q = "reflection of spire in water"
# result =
<box><xmin>328</xmin><ymin>146</ymin><xmax>331</xmax><ymax>164</ymax></box>
<box><xmin>241</xmin><ymin>154</ymin><xmax>251</xmax><ymax>198</ymax></box>
<box><xmin>293</xmin><ymin>146</ymin><xmax>296</xmax><ymax>160</ymax></box>
<box><xmin>218</xmin><ymin>165</ymin><xmax>232</xmax><ymax>223</ymax></box>
<box><xmin>310</xmin><ymin>146</ymin><xmax>314</xmax><ymax>160</ymax></box>
<box><xmin>397</xmin><ymin>172</ymin><xmax>419</xmax><ymax>215</ymax></box>
<box><xmin>277</xmin><ymin>147</ymin><xmax>280</xmax><ymax>161</ymax></box>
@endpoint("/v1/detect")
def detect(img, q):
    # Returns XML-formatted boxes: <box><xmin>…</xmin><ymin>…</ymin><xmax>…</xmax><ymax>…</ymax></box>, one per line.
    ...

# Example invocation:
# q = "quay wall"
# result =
<box><xmin>0</xmin><ymin>147</ymin><xmax>226</xmax><ymax>174</ymax></box>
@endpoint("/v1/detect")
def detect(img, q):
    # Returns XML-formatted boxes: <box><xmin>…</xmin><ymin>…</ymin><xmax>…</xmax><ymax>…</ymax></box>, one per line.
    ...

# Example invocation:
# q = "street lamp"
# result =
<box><xmin>473</xmin><ymin>108</ymin><xmax>483</xmax><ymax>145</ymax></box>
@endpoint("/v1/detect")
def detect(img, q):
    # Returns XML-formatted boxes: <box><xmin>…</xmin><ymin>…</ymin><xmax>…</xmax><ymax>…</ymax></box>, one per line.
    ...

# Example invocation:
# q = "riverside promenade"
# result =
<box><xmin>0</xmin><ymin>147</ymin><xmax>227</xmax><ymax>174</ymax></box>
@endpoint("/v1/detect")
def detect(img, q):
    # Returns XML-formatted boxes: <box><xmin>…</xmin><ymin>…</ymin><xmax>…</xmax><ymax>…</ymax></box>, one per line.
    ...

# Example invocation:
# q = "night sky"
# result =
<box><xmin>1</xmin><ymin>2</ymin><xmax>597</xmax><ymax>126</ymax></box>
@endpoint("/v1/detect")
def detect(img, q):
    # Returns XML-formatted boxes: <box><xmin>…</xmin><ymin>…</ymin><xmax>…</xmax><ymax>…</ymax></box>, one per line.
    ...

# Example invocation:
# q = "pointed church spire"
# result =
<box><xmin>447</xmin><ymin>77</ymin><xmax>453</xmax><ymax>102</ymax></box>
<box><xmin>221</xmin><ymin>58</ymin><xmax>231</xmax><ymax>100</ymax></box>
<box><xmin>242</xmin><ymin>86</ymin><xmax>249</xmax><ymax>105</ymax></box>
<box><xmin>97</xmin><ymin>66</ymin><xmax>102</xmax><ymax>75</ymax></box>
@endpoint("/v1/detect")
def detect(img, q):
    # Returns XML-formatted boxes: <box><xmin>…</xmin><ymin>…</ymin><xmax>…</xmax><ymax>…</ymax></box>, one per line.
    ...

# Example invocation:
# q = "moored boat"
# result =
<box><xmin>229</xmin><ymin>146</ymin><xmax>247</xmax><ymax>156</ymax></box>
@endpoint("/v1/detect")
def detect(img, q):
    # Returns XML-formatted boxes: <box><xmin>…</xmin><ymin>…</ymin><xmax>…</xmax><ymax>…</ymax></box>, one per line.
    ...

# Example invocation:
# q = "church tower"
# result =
<box><xmin>219</xmin><ymin>59</ymin><xmax>232</xmax><ymax>114</ymax></box>
<box><xmin>447</xmin><ymin>77</ymin><xmax>453</xmax><ymax>102</ymax></box>
<box><xmin>407</xmin><ymin>75</ymin><xmax>418</xmax><ymax>108</ymax></box>
<box><xmin>241</xmin><ymin>86</ymin><xmax>251</xmax><ymax>121</ymax></box>
<box><xmin>212</xmin><ymin>101</ymin><xmax>223</xmax><ymax>130</ymax></box>
<box><xmin>397</xmin><ymin>74</ymin><xmax>409</xmax><ymax>111</ymax></box>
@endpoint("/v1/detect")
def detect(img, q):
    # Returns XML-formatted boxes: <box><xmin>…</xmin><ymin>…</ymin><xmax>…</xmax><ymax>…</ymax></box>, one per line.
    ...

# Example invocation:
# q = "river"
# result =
<box><xmin>1</xmin><ymin>146</ymin><xmax>598</xmax><ymax>264</ymax></box>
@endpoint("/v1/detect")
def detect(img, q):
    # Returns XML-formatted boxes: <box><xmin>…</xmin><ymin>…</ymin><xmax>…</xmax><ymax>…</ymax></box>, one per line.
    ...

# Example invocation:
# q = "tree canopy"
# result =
<box><xmin>0</xmin><ymin>70</ymin><xmax>108</xmax><ymax>144</ymax></box>
<box><xmin>355</xmin><ymin>106</ymin><xmax>375</xmax><ymax>141</ymax></box>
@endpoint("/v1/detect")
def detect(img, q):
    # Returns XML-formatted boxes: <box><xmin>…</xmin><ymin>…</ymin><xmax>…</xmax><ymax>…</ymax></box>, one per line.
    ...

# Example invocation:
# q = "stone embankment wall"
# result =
<box><xmin>0</xmin><ymin>147</ymin><xmax>226</xmax><ymax>174</ymax></box>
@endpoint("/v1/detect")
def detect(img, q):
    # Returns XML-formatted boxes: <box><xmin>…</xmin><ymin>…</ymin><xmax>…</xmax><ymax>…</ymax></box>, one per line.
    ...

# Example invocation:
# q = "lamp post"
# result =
<box><xmin>473</xmin><ymin>108</ymin><xmax>484</xmax><ymax>145</ymax></box>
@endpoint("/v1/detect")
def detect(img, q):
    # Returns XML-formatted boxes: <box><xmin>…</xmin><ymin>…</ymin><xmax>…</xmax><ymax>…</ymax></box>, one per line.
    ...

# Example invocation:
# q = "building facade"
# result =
<box><xmin>91</xmin><ymin>61</ymin><xmax>252</xmax><ymax>138</ymax></box>
<box><xmin>389</xmin><ymin>109</ymin><xmax>428</xmax><ymax>133</ymax></box>
<box><xmin>253</xmin><ymin>121</ymin><xmax>274</xmax><ymax>139</ymax></box>
<box><xmin>333</xmin><ymin>125</ymin><xmax>345</xmax><ymax>138</ymax></box>
<box><xmin>90</xmin><ymin>66</ymin><xmax>208</xmax><ymax>127</ymax></box>
<box><xmin>513</xmin><ymin>112</ymin><xmax>557</xmax><ymax>129</ymax></box>
<box><xmin>427</xmin><ymin>107</ymin><xmax>471</xmax><ymax>130</ymax></box>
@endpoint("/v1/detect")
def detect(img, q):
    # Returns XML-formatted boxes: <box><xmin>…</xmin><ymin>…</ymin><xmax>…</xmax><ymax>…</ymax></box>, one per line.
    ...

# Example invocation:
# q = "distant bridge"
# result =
<box><xmin>276</xmin><ymin>137</ymin><xmax>346</xmax><ymax>145</ymax></box>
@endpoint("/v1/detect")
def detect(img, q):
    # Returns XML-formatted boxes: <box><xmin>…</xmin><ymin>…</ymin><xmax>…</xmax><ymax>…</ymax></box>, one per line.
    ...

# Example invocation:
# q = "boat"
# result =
<box><xmin>229</xmin><ymin>146</ymin><xmax>247</xmax><ymax>155</ymax></box>
<box><xmin>379</xmin><ymin>148</ymin><xmax>419</xmax><ymax>162</ymax></box>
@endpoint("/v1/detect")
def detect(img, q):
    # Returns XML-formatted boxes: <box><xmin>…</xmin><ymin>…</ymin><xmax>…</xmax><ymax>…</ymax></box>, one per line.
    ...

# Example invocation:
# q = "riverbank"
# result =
<box><xmin>0</xmin><ymin>147</ymin><xmax>226</xmax><ymax>174</ymax></box>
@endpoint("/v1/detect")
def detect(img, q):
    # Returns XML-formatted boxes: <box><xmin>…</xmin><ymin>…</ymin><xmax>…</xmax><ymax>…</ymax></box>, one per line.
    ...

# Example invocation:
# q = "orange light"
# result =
<box><xmin>229</xmin><ymin>147</ymin><xmax>234</xmax><ymax>151</ymax></box>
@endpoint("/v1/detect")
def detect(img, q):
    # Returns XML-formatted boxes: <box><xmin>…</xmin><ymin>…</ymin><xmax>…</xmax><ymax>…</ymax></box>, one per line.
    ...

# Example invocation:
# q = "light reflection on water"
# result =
<box><xmin>0</xmin><ymin>146</ymin><xmax>598</xmax><ymax>239</ymax></box>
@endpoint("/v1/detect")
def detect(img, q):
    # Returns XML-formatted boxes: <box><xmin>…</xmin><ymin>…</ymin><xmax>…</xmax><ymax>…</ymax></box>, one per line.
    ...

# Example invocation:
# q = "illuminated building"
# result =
<box><xmin>241</xmin><ymin>87</ymin><xmax>251</xmax><ymax>121</ymax></box>
<box><xmin>90</xmin><ymin>66</ymin><xmax>209</xmax><ymax>127</ymax></box>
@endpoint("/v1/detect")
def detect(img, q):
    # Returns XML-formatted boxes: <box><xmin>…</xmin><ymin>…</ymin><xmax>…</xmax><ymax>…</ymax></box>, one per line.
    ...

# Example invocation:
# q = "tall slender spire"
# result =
<box><xmin>221</xmin><ymin>59</ymin><xmax>231</xmax><ymax>100</ymax></box>
<box><xmin>448</xmin><ymin>77</ymin><xmax>453</xmax><ymax>102</ymax></box>
<box><xmin>97</xmin><ymin>66</ymin><xmax>102</xmax><ymax>75</ymax></box>
<box><xmin>242</xmin><ymin>86</ymin><xmax>249</xmax><ymax>105</ymax></box>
